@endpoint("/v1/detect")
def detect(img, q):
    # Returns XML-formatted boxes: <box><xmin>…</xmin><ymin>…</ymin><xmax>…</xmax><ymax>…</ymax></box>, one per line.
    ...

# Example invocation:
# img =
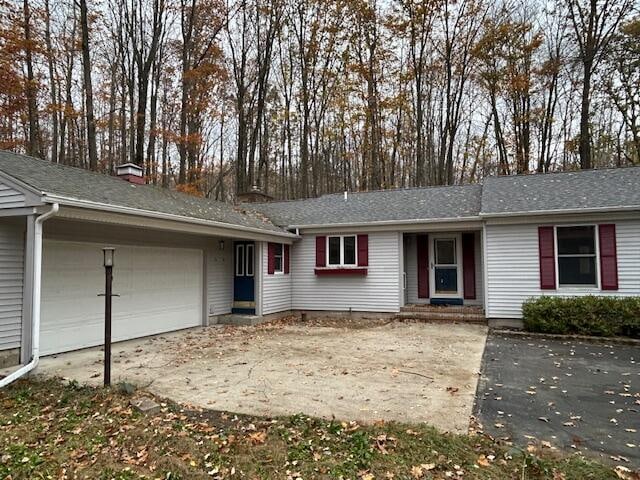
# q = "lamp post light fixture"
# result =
<box><xmin>219</xmin><ymin>240</ymin><xmax>225</xmax><ymax>251</ymax></box>
<box><xmin>101</xmin><ymin>247</ymin><xmax>116</xmax><ymax>386</ymax></box>
<box><xmin>103</xmin><ymin>247</ymin><xmax>115</xmax><ymax>267</ymax></box>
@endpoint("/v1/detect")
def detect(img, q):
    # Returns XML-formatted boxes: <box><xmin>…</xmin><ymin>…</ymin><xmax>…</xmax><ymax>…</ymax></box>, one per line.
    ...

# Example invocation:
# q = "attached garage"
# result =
<box><xmin>0</xmin><ymin>152</ymin><xmax>296</xmax><ymax>379</ymax></box>
<box><xmin>40</xmin><ymin>240</ymin><xmax>203</xmax><ymax>355</ymax></box>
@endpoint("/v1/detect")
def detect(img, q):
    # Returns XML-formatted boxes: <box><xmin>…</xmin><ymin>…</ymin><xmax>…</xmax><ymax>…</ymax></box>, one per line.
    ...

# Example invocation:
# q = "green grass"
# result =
<box><xmin>0</xmin><ymin>377</ymin><xmax>620</xmax><ymax>479</ymax></box>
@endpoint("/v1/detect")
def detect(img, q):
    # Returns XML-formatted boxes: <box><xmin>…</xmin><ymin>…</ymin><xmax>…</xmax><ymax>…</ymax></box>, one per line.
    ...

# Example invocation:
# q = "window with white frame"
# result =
<box><xmin>246</xmin><ymin>244</ymin><xmax>254</xmax><ymax>276</ymax></box>
<box><xmin>327</xmin><ymin>235</ymin><xmax>357</xmax><ymax>266</ymax></box>
<box><xmin>273</xmin><ymin>243</ymin><xmax>283</xmax><ymax>273</ymax></box>
<box><xmin>235</xmin><ymin>244</ymin><xmax>244</xmax><ymax>276</ymax></box>
<box><xmin>556</xmin><ymin>226</ymin><xmax>597</xmax><ymax>286</ymax></box>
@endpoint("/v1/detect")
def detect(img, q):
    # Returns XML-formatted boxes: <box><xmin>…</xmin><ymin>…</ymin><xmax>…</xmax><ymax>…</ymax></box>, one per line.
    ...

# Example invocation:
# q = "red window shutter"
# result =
<box><xmin>599</xmin><ymin>224</ymin><xmax>618</xmax><ymax>290</ymax></box>
<box><xmin>538</xmin><ymin>226</ymin><xmax>556</xmax><ymax>290</ymax></box>
<box><xmin>315</xmin><ymin>236</ymin><xmax>326</xmax><ymax>267</ymax></box>
<box><xmin>417</xmin><ymin>234</ymin><xmax>429</xmax><ymax>298</ymax></box>
<box><xmin>462</xmin><ymin>233</ymin><xmax>476</xmax><ymax>300</ymax></box>
<box><xmin>267</xmin><ymin>242</ymin><xmax>276</xmax><ymax>274</ymax></box>
<box><xmin>284</xmin><ymin>244</ymin><xmax>290</xmax><ymax>274</ymax></box>
<box><xmin>357</xmin><ymin>234</ymin><xmax>369</xmax><ymax>267</ymax></box>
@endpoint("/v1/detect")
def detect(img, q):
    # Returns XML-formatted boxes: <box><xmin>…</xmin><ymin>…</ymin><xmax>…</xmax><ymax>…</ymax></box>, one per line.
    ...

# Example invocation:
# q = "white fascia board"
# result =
<box><xmin>291</xmin><ymin>216</ymin><xmax>483</xmax><ymax>234</ymax></box>
<box><xmin>0</xmin><ymin>206</ymin><xmax>40</xmax><ymax>217</ymax></box>
<box><xmin>480</xmin><ymin>205</ymin><xmax>640</xmax><ymax>220</ymax></box>
<box><xmin>42</xmin><ymin>194</ymin><xmax>298</xmax><ymax>243</ymax></box>
<box><xmin>482</xmin><ymin>208</ymin><xmax>640</xmax><ymax>225</ymax></box>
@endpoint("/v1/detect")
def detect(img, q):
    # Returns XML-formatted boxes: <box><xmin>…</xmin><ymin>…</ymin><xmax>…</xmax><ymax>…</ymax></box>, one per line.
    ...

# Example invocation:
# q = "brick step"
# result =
<box><xmin>394</xmin><ymin>311</ymin><xmax>486</xmax><ymax>324</ymax></box>
<box><xmin>400</xmin><ymin>304</ymin><xmax>484</xmax><ymax>314</ymax></box>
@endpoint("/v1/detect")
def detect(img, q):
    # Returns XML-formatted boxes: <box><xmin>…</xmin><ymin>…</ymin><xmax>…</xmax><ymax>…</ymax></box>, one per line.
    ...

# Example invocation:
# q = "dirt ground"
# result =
<box><xmin>36</xmin><ymin>318</ymin><xmax>487</xmax><ymax>433</ymax></box>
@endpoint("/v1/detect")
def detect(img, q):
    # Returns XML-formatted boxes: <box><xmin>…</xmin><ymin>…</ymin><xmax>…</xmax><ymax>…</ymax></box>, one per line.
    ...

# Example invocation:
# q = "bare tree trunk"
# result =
<box><xmin>44</xmin><ymin>0</ymin><xmax>59</xmax><ymax>163</ymax></box>
<box><xmin>23</xmin><ymin>0</ymin><xmax>43</xmax><ymax>158</ymax></box>
<box><xmin>79</xmin><ymin>0</ymin><xmax>98</xmax><ymax>170</ymax></box>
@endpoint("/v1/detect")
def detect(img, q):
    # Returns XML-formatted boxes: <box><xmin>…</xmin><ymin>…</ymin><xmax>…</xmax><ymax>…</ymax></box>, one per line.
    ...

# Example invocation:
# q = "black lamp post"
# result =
<box><xmin>102</xmin><ymin>247</ymin><xmax>115</xmax><ymax>386</ymax></box>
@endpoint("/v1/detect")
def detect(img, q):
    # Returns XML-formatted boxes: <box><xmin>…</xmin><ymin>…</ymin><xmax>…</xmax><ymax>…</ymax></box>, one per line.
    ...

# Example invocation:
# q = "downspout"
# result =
<box><xmin>0</xmin><ymin>203</ymin><xmax>59</xmax><ymax>388</ymax></box>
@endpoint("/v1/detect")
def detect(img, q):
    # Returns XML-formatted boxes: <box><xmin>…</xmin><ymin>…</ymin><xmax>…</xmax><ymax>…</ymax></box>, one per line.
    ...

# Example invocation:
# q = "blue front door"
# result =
<box><xmin>233</xmin><ymin>241</ymin><xmax>255</xmax><ymax>314</ymax></box>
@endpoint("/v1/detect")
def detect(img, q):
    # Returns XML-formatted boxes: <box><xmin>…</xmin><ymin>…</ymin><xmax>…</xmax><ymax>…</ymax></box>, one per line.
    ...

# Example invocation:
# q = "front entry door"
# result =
<box><xmin>233</xmin><ymin>241</ymin><xmax>255</xmax><ymax>314</ymax></box>
<box><xmin>430</xmin><ymin>235</ymin><xmax>462</xmax><ymax>299</ymax></box>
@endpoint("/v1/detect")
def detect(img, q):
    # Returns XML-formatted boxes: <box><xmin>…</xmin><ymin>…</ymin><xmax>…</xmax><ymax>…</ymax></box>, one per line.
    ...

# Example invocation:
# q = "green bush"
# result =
<box><xmin>522</xmin><ymin>295</ymin><xmax>640</xmax><ymax>338</ymax></box>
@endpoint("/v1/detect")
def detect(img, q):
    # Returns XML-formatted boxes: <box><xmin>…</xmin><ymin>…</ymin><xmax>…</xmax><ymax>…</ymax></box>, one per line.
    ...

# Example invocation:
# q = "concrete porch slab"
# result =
<box><xmin>34</xmin><ymin>321</ymin><xmax>488</xmax><ymax>433</ymax></box>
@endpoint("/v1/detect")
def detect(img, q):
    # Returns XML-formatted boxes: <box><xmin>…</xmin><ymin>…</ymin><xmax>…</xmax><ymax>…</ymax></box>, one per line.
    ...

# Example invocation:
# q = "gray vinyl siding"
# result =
<box><xmin>485</xmin><ymin>219</ymin><xmax>640</xmax><ymax>319</ymax></box>
<box><xmin>0</xmin><ymin>221</ymin><xmax>25</xmax><ymax>351</ymax></box>
<box><xmin>0</xmin><ymin>182</ymin><xmax>27</xmax><ymax>209</ymax></box>
<box><xmin>405</xmin><ymin>232</ymin><xmax>483</xmax><ymax>306</ymax></box>
<box><xmin>292</xmin><ymin>231</ymin><xmax>401</xmax><ymax>312</ymax></box>
<box><xmin>206</xmin><ymin>243</ymin><xmax>233</xmax><ymax>316</ymax></box>
<box><xmin>261</xmin><ymin>242</ymin><xmax>292</xmax><ymax>315</ymax></box>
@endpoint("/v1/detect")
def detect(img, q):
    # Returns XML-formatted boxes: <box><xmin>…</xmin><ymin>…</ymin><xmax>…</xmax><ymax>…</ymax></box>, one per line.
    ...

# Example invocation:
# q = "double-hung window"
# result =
<box><xmin>556</xmin><ymin>226</ymin><xmax>597</xmax><ymax>286</ymax></box>
<box><xmin>327</xmin><ymin>235</ymin><xmax>357</xmax><ymax>267</ymax></box>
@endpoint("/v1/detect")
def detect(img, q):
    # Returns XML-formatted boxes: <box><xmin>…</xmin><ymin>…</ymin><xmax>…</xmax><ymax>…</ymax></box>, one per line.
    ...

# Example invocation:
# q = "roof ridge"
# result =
<box><xmin>487</xmin><ymin>164</ymin><xmax>640</xmax><ymax>181</ymax></box>
<box><xmin>252</xmin><ymin>182</ymin><xmax>482</xmax><ymax>206</ymax></box>
<box><xmin>322</xmin><ymin>183</ymin><xmax>481</xmax><ymax>196</ymax></box>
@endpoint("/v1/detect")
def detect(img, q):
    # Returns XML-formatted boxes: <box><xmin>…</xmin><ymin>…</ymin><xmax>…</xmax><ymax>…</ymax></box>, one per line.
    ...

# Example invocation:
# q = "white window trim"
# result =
<box><xmin>236</xmin><ymin>244</ymin><xmax>245</xmax><ymax>276</ymax></box>
<box><xmin>554</xmin><ymin>224</ymin><xmax>600</xmax><ymax>289</ymax></box>
<box><xmin>273</xmin><ymin>243</ymin><xmax>284</xmax><ymax>274</ymax></box>
<box><xmin>326</xmin><ymin>235</ymin><xmax>358</xmax><ymax>267</ymax></box>
<box><xmin>245</xmin><ymin>243</ymin><xmax>254</xmax><ymax>277</ymax></box>
<box><xmin>429</xmin><ymin>233</ymin><xmax>463</xmax><ymax>298</ymax></box>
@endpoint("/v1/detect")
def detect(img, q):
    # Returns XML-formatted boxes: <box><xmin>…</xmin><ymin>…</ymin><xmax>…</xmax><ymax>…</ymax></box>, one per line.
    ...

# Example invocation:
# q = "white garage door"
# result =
<box><xmin>41</xmin><ymin>240</ymin><xmax>203</xmax><ymax>355</ymax></box>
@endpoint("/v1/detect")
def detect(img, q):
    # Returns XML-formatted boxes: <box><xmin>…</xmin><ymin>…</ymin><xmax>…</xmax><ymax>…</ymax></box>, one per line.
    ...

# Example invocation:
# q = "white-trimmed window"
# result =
<box><xmin>556</xmin><ymin>226</ymin><xmax>597</xmax><ymax>286</ymax></box>
<box><xmin>235</xmin><ymin>244</ymin><xmax>245</xmax><ymax>276</ymax></box>
<box><xmin>245</xmin><ymin>243</ymin><xmax>254</xmax><ymax>276</ymax></box>
<box><xmin>273</xmin><ymin>243</ymin><xmax>283</xmax><ymax>273</ymax></box>
<box><xmin>327</xmin><ymin>235</ymin><xmax>357</xmax><ymax>266</ymax></box>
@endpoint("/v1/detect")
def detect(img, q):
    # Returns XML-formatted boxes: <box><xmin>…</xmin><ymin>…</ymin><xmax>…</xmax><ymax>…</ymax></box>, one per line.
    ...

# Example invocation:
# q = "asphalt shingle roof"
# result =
<box><xmin>480</xmin><ymin>167</ymin><xmax>640</xmax><ymax>215</ymax></box>
<box><xmin>3</xmin><ymin>151</ymin><xmax>639</xmax><ymax>230</ymax></box>
<box><xmin>250</xmin><ymin>185</ymin><xmax>483</xmax><ymax>227</ymax></box>
<box><xmin>0</xmin><ymin>151</ymin><xmax>285</xmax><ymax>234</ymax></box>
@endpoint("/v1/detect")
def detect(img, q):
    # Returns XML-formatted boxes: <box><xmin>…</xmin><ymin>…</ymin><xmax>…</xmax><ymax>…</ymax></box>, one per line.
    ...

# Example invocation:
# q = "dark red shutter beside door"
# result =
<box><xmin>462</xmin><ymin>233</ymin><xmax>476</xmax><ymax>300</ymax></box>
<box><xmin>284</xmin><ymin>244</ymin><xmax>290</xmax><ymax>274</ymax></box>
<box><xmin>315</xmin><ymin>236</ymin><xmax>326</xmax><ymax>267</ymax></box>
<box><xmin>357</xmin><ymin>234</ymin><xmax>369</xmax><ymax>267</ymax></box>
<box><xmin>538</xmin><ymin>226</ymin><xmax>556</xmax><ymax>290</ymax></box>
<box><xmin>417</xmin><ymin>234</ymin><xmax>429</xmax><ymax>298</ymax></box>
<box><xmin>267</xmin><ymin>242</ymin><xmax>276</xmax><ymax>274</ymax></box>
<box><xmin>599</xmin><ymin>224</ymin><xmax>618</xmax><ymax>290</ymax></box>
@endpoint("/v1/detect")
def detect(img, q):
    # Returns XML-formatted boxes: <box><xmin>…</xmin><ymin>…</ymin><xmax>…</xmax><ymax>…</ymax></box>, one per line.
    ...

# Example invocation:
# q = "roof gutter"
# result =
<box><xmin>479</xmin><ymin>205</ymin><xmax>640</xmax><ymax>219</ymax></box>
<box><xmin>0</xmin><ymin>203</ymin><xmax>59</xmax><ymax>388</ymax></box>
<box><xmin>286</xmin><ymin>215</ymin><xmax>482</xmax><ymax>230</ymax></box>
<box><xmin>41</xmin><ymin>194</ymin><xmax>298</xmax><ymax>240</ymax></box>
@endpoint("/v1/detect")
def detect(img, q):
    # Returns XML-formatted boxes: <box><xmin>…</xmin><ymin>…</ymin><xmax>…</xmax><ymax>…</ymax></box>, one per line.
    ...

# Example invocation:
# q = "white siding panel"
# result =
<box><xmin>0</xmin><ymin>182</ymin><xmax>26</xmax><ymax>209</ymax></box>
<box><xmin>206</xmin><ymin>244</ymin><xmax>233</xmax><ymax>316</ymax></box>
<box><xmin>0</xmin><ymin>221</ymin><xmax>24</xmax><ymax>351</ymax></box>
<box><xmin>485</xmin><ymin>219</ymin><xmax>640</xmax><ymax>319</ymax></box>
<box><xmin>292</xmin><ymin>232</ymin><xmax>401</xmax><ymax>312</ymax></box>
<box><xmin>473</xmin><ymin>231</ymin><xmax>484</xmax><ymax>306</ymax></box>
<box><xmin>261</xmin><ymin>242</ymin><xmax>292</xmax><ymax>315</ymax></box>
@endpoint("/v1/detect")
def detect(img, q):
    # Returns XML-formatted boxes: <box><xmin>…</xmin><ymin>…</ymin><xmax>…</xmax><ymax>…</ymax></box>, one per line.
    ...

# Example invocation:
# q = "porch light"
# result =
<box><xmin>219</xmin><ymin>240</ymin><xmax>225</xmax><ymax>251</ymax></box>
<box><xmin>103</xmin><ymin>247</ymin><xmax>115</xmax><ymax>267</ymax></box>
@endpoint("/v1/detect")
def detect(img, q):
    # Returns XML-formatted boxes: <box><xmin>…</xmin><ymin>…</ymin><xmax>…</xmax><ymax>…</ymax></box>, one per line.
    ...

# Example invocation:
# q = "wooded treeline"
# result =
<box><xmin>1</xmin><ymin>0</ymin><xmax>638</xmax><ymax>200</ymax></box>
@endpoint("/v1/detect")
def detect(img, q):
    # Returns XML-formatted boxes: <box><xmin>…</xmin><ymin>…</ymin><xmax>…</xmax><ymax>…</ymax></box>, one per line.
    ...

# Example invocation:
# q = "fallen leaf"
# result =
<box><xmin>247</xmin><ymin>431</ymin><xmax>267</xmax><ymax>445</ymax></box>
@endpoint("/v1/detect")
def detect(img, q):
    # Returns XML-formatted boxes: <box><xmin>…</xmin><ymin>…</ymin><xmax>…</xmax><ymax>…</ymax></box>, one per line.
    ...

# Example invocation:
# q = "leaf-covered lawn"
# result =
<box><xmin>0</xmin><ymin>378</ymin><xmax>625</xmax><ymax>479</ymax></box>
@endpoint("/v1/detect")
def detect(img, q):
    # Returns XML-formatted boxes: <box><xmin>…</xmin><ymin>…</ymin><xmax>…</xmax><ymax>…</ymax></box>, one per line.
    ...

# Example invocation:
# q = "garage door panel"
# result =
<box><xmin>41</xmin><ymin>240</ymin><xmax>203</xmax><ymax>355</ymax></box>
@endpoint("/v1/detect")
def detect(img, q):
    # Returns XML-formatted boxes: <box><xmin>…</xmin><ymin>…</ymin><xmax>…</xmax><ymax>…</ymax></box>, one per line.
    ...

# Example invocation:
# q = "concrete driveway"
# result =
<box><xmin>36</xmin><ymin>320</ymin><xmax>487</xmax><ymax>433</ymax></box>
<box><xmin>475</xmin><ymin>332</ymin><xmax>639</xmax><ymax>468</ymax></box>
